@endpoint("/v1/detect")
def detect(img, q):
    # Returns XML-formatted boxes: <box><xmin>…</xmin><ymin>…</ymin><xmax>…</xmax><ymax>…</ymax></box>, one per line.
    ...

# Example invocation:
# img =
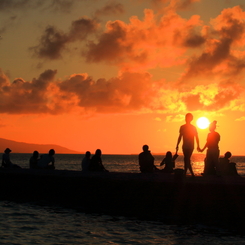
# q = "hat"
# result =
<box><xmin>4</xmin><ymin>148</ymin><xmax>11</xmax><ymax>153</ymax></box>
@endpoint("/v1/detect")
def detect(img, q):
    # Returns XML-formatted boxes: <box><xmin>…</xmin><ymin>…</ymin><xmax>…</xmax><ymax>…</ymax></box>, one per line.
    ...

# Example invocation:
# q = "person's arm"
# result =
<box><xmin>160</xmin><ymin>158</ymin><xmax>166</xmax><ymax>166</ymax></box>
<box><xmin>196</xmin><ymin>133</ymin><xmax>201</xmax><ymax>152</ymax></box>
<box><xmin>200</xmin><ymin>143</ymin><xmax>207</xmax><ymax>152</ymax></box>
<box><xmin>176</xmin><ymin>133</ymin><xmax>182</xmax><ymax>153</ymax></box>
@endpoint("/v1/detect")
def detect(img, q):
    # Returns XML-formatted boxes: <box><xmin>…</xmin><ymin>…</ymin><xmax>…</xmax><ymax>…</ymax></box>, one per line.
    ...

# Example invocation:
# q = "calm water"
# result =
<box><xmin>1</xmin><ymin>154</ymin><xmax>245</xmax><ymax>244</ymax></box>
<box><xmin>1</xmin><ymin>201</ymin><xmax>245</xmax><ymax>245</ymax></box>
<box><xmin>9</xmin><ymin>153</ymin><xmax>245</xmax><ymax>176</ymax></box>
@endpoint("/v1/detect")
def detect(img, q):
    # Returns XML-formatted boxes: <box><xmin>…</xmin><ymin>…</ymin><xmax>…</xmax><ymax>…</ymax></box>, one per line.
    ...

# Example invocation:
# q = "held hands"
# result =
<box><xmin>197</xmin><ymin>146</ymin><xmax>202</xmax><ymax>152</ymax></box>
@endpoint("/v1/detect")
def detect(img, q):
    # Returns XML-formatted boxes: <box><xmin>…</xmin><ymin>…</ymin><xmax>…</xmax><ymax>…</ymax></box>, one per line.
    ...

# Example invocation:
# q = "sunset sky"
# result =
<box><xmin>1</xmin><ymin>0</ymin><xmax>245</xmax><ymax>155</ymax></box>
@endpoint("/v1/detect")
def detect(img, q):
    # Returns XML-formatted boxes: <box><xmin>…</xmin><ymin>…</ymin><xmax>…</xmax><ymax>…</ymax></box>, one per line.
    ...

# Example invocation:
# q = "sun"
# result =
<box><xmin>196</xmin><ymin>117</ymin><xmax>210</xmax><ymax>129</ymax></box>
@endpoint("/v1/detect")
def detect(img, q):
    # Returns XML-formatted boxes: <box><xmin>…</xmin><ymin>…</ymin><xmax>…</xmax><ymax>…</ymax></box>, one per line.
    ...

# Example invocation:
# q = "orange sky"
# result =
<box><xmin>1</xmin><ymin>0</ymin><xmax>245</xmax><ymax>155</ymax></box>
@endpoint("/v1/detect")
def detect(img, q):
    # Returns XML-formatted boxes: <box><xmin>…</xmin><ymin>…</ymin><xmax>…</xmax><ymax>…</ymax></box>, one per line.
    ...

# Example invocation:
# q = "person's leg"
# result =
<box><xmin>183</xmin><ymin>148</ymin><xmax>194</xmax><ymax>176</ymax></box>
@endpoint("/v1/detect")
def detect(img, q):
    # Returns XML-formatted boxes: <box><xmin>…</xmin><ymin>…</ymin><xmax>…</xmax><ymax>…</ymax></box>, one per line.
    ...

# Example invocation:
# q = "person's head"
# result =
<box><xmin>49</xmin><ymin>149</ymin><xmax>55</xmax><ymax>156</ymax></box>
<box><xmin>209</xmin><ymin>120</ymin><xmax>217</xmax><ymax>132</ymax></box>
<box><xmin>33</xmin><ymin>150</ymin><xmax>39</xmax><ymax>158</ymax></box>
<box><xmin>95</xmin><ymin>149</ymin><xmax>102</xmax><ymax>156</ymax></box>
<box><xmin>142</xmin><ymin>145</ymin><xmax>149</xmax><ymax>152</ymax></box>
<box><xmin>85</xmin><ymin>151</ymin><xmax>91</xmax><ymax>158</ymax></box>
<box><xmin>4</xmin><ymin>148</ymin><xmax>11</xmax><ymax>154</ymax></box>
<box><xmin>185</xmin><ymin>113</ymin><xmax>193</xmax><ymax>123</ymax></box>
<box><xmin>166</xmin><ymin>151</ymin><xmax>172</xmax><ymax>159</ymax></box>
<box><xmin>224</xmin><ymin>151</ymin><xmax>232</xmax><ymax>159</ymax></box>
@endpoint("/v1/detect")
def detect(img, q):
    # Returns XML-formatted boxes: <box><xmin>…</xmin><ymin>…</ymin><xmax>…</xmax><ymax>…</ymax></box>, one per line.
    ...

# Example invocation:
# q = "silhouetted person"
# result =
<box><xmin>29</xmin><ymin>151</ymin><xmax>39</xmax><ymax>169</ymax></box>
<box><xmin>217</xmin><ymin>151</ymin><xmax>239</xmax><ymax>176</ymax></box>
<box><xmin>200</xmin><ymin>121</ymin><xmax>220</xmax><ymax>175</ymax></box>
<box><xmin>138</xmin><ymin>145</ymin><xmax>158</xmax><ymax>173</ymax></box>
<box><xmin>160</xmin><ymin>151</ymin><xmax>178</xmax><ymax>173</ymax></box>
<box><xmin>176</xmin><ymin>113</ymin><xmax>200</xmax><ymax>177</ymax></box>
<box><xmin>81</xmin><ymin>151</ymin><xmax>91</xmax><ymax>172</ymax></box>
<box><xmin>2</xmin><ymin>148</ymin><xmax>21</xmax><ymax>168</ymax></box>
<box><xmin>37</xmin><ymin>149</ymin><xmax>55</xmax><ymax>169</ymax></box>
<box><xmin>89</xmin><ymin>149</ymin><xmax>108</xmax><ymax>172</ymax></box>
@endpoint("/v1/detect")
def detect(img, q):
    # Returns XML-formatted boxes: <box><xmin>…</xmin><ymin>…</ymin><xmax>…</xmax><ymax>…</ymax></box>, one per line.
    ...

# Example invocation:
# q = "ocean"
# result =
<box><xmin>8</xmin><ymin>153</ymin><xmax>245</xmax><ymax>175</ymax></box>
<box><xmin>1</xmin><ymin>153</ymin><xmax>245</xmax><ymax>244</ymax></box>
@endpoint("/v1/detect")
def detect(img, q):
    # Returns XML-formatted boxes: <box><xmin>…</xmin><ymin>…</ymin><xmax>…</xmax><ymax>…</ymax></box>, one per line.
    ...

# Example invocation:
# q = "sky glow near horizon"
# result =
<box><xmin>0</xmin><ymin>0</ymin><xmax>245</xmax><ymax>155</ymax></box>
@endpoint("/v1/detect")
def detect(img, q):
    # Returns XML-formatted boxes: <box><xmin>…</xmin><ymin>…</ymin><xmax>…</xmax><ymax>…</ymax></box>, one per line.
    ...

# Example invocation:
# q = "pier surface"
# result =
<box><xmin>0</xmin><ymin>168</ymin><xmax>245</xmax><ymax>231</ymax></box>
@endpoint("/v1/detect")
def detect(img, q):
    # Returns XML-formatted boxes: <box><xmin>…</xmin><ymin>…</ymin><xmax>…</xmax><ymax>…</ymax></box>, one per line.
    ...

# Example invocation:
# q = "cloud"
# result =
<box><xmin>235</xmin><ymin>116</ymin><xmax>245</xmax><ymax>122</ymax></box>
<box><xmin>30</xmin><ymin>17</ymin><xmax>99</xmax><ymax>59</ymax></box>
<box><xmin>47</xmin><ymin>0</ymin><xmax>74</xmax><ymax>13</ymax></box>
<box><xmin>3</xmin><ymin>1</ymin><xmax>245</xmax><ymax>117</ymax></box>
<box><xmin>180</xmin><ymin>6</ymin><xmax>245</xmax><ymax>81</ymax></box>
<box><xmin>84</xmin><ymin>9</ymin><xmax>204</xmax><ymax>73</ymax></box>
<box><xmin>0</xmin><ymin>0</ymin><xmax>75</xmax><ymax>12</ymax></box>
<box><xmin>58</xmin><ymin>71</ymin><xmax>164</xmax><ymax>113</ymax></box>
<box><xmin>0</xmin><ymin>66</ymin><xmax>244</xmax><ymax>116</ymax></box>
<box><xmin>30</xmin><ymin>26</ymin><xmax>68</xmax><ymax>60</ymax></box>
<box><xmin>151</xmin><ymin>0</ymin><xmax>200</xmax><ymax>10</ymax></box>
<box><xmin>94</xmin><ymin>1</ymin><xmax>125</xmax><ymax>17</ymax></box>
<box><xmin>0</xmin><ymin>69</ymin><xmax>62</xmax><ymax>114</ymax></box>
<box><xmin>0</xmin><ymin>69</ymin><xmax>164</xmax><ymax>114</ymax></box>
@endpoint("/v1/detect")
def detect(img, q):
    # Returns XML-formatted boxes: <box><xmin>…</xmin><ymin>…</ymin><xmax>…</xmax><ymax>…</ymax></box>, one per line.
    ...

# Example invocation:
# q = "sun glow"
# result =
<box><xmin>196</xmin><ymin>117</ymin><xmax>210</xmax><ymax>129</ymax></box>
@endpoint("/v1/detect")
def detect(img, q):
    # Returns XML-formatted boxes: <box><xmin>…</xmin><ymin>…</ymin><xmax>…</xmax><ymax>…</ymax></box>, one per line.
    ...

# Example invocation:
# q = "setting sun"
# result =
<box><xmin>196</xmin><ymin>117</ymin><xmax>210</xmax><ymax>129</ymax></box>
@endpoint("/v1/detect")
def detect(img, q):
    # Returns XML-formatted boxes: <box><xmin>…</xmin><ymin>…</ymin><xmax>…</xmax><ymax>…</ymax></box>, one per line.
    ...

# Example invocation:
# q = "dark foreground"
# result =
<box><xmin>0</xmin><ymin>168</ymin><xmax>245</xmax><ymax>232</ymax></box>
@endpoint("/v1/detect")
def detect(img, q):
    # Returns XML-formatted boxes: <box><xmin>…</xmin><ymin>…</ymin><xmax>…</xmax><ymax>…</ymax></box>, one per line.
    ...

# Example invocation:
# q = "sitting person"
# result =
<box><xmin>81</xmin><ymin>151</ymin><xmax>91</xmax><ymax>172</ymax></box>
<box><xmin>2</xmin><ymin>148</ymin><xmax>21</xmax><ymax>168</ymax></box>
<box><xmin>160</xmin><ymin>151</ymin><xmax>177</xmax><ymax>173</ymax></box>
<box><xmin>138</xmin><ymin>145</ymin><xmax>158</xmax><ymax>173</ymax></box>
<box><xmin>37</xmin><ymin>149</ymin><xmax>55</xmax><ymax>169</ymax></box>
<box><xmin>29</xmin><ymin>150</ymin><xmax>39</xmax><ymax>169</ymax></box>
<box><xmin>89</xmin><ymin>149</ymin><xmax>108</xmax><ymax>172</ymax></box>
<box><xmin>218</xmin><ymin>151</ymin><xmax>239</xmax><ymax>176</ymax></box>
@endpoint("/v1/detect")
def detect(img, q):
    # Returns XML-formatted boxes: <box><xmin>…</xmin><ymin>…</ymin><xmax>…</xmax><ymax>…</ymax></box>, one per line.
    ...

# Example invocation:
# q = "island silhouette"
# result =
<box><xmin>0</xmin><ymin>138</ymin><xmax>81</xmax><ymax>154</ymax></box>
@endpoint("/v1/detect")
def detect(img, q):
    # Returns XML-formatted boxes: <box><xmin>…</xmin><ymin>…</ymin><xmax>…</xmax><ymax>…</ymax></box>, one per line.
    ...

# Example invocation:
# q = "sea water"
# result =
<box><xmin>1</xmin><ymin>154</ymin><xmax>245</xmax><ymax>244</ymax></box>
<box><xmin>8</xmin><ymin>153</ymin><xmax>245</xmax><ymax>176</ymax></box>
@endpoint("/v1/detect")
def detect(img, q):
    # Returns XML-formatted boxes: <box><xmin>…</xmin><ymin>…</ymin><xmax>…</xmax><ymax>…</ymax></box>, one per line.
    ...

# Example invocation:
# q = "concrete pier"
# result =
<box><xmin>0</xmin><ymin>168</ymin><xmax>245</xmax><ymax>231</ymax></box>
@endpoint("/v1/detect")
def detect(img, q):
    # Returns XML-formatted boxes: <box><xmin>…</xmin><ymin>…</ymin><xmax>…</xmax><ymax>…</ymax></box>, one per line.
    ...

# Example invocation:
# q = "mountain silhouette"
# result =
<box><xmin>0</xmin><ymin>138</ymin><xmax>81</xmax><ymax>154</ymax></box>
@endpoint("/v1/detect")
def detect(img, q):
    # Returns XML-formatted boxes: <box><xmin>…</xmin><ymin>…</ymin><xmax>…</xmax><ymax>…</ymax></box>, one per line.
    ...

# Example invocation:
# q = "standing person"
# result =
<box><xmin>176</xmin><ymin>113</ymin><xmax>200</xmax><ymax>177</ymax></box>
<box><xmin>37</xmin><ymin>149</ymin><xmax>55</xmax><ymax>169</ymax></box>
<box><xmin>200</xmin><ymin>121</ymin><xmax>220</xmax><ymax>175</ymax></box>
<box><xmin>81</xmin><ymin>151</ymin><xmax>91</xmax><ymax>172</ymax></box>
<box><xmin>89</xmin><ymin>149</ymin><xmax>108</xmax><ymax>172</ymax></box>
<box><xmin>138</xmin><ymin>145</ymin><xmax>158</xmax><ymax>173</ymax></box>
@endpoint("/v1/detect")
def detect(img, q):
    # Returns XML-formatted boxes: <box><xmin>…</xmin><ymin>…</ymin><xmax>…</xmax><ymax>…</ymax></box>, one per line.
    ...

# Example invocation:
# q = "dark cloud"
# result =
<box><xmin>183</xmin><ymin>33</ymin><xmax>205</xmax><ymax>48</ymax></box>
<box><xmin>184</xmin><ymin>38</ymin><xmax>232</xmax><ymax>78</ymax></box>
<box><xmin>175</xmin><ymin>0</ymin><xmax>199</xmax><ymax>10</ymax></box>
<box><xmin>30</xmin><ymin>17</ymin><xmax>99</xmax><ymax>59</ymax></box>
<box><xmin>0</xmin><ymin>70</ymin><xmax>58</xmax><ymax>114</ymax></box>
<box><xmin>30</xmin><ymin>26</ymin><xmax>68</xmax><ymax>60</ymax></box>
<box><xmin>85</xmin><ymin>20</ymin><xmax>131</xmax><ymax>63</ymax></box>
<box><xmin>0</xmin><ymin>0</ymin><xmax>75</xmax><ymax>12</ymax></box>
<box><xmin>0</xmin><ymin>0</ymin><xmax>36</xmax><ymax>11</ymax></box>
<box><xmin>181</xmin><ymin>6</ymin><xmax>245</xmax><ymax>80</ymax></box>
<box><xmin>0</xmin><ymin>69</ymin><xmax>166</xmax><ymax>115</ymax></box>
<box><xmin>95</xmin><ymin>1</ymin><xmax>124</xmax><ymax>17</ymax></box>
<box><xmin>69</xmin><ymin>18</ymin><xmax>100</xmax><ymax>41</ymax></box>
<box><xmin>0</xmin><ymin>67</ymin><xmax>243</xmax><ymax>116</ymax></box>
<box><xmin>48</xmin><ymin>0</ymin><xmax>74</xmax><ymax>13</ymax></box>
<box><xmin>58</xmin><ymin>71</ymin><xmax>162</xmax><ymax>113</ymax></box>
